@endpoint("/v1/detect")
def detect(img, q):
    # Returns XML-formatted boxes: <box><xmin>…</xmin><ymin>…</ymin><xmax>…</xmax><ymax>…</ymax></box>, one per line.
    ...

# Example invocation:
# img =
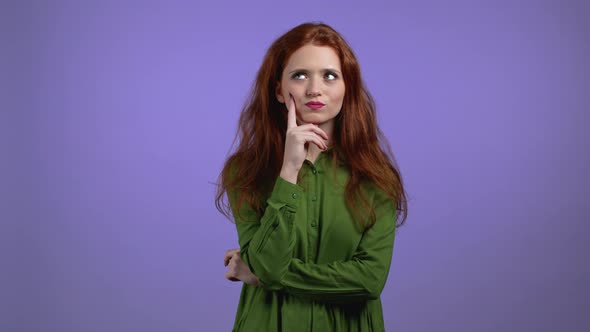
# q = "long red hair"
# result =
<box><xmin>215</xmin><ymin>22</ymin><xmax>408</xmax><ymax>229</ymax></box>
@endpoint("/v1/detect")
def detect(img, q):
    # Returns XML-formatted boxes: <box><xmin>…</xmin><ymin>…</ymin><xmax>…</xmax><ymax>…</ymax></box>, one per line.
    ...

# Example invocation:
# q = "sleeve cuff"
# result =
<box><xmin>268</xmin><ymin>176</ymin><xmax>304</xmax><ymax>209</ymax></box>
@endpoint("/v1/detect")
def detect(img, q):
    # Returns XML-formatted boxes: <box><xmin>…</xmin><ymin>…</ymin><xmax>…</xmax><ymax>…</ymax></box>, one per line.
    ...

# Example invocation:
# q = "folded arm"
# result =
<box><xmin>279</xmin><ymin>197</ymin><xmax>396</xmax><ymax>303</ymax></box>
<box><xmin>229</xmin><ymin>176</ymin><xmax>303</xmax><ymax>289</ymax></box>
<box><xmin>231</xmin><ymin>179</ymin><xmax>397</xmax><ymax>302</ymax></box>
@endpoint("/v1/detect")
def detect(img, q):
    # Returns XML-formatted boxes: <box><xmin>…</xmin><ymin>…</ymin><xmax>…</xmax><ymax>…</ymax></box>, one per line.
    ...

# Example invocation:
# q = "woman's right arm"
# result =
<box><xmin>229</xmin><ymin>92</ymin><xmax>328</xmax><ymax>289</ymax></box>
<box><xmin>228</xmin><ymin>176</ymin><xmax>302</xmax><ymax>290</ymax></box>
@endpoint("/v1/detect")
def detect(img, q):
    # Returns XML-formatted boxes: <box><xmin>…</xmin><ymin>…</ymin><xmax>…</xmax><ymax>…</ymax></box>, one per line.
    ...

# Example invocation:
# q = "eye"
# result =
<box><xmin>325</xmin><ymin>71</ymin><xmax>338</xmax><ymax>80</ymax></box>
<box><xmin>291</xmin><ymin>72</ymin><xmax>307</xmax><ymax>80</ymax></box>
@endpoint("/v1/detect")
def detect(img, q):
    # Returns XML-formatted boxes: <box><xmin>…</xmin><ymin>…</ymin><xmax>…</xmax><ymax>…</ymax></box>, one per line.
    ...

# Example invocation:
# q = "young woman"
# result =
<box><xmin>216</xmin><ymin>22</ymin><xmax>408</xmax><ymax>331</ymax></box>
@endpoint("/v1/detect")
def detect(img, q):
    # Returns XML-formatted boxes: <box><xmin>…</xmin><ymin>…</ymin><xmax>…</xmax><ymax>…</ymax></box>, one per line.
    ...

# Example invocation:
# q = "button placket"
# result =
<box><xmin>307</xmin><ymin>162</ymin><xmax>320</xmax><ymax>261</ymax></box>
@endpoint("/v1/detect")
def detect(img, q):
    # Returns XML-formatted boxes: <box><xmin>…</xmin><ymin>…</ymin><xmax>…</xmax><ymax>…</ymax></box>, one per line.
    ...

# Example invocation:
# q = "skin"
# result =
<box><xmin>224</xmin><ymin>44</ymin><xmax>346</xmax><ymax>285</ymax></box>
<box><xmin>224</xmin><ymin>248</ymin><xmax>259</xmax><ymax>286</ymax></box>
<box><xmin>277</xmin><ymin>44</ymin><xmax>345</xmax><ymax>168</ymax></box>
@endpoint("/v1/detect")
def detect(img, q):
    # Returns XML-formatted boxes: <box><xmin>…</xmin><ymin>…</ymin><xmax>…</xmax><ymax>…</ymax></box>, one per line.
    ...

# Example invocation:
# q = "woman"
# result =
<box><xmin>216</xmin><ymin>22</ymin><xmax>408</xmax><ymax>331</ymax></box>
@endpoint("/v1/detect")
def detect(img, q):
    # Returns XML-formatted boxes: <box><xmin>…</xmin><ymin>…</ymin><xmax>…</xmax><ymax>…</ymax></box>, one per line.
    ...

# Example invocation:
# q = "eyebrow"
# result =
<box><xmin>288</xmin><ymin>68</ymin><xmax>342</xmax><ymax>75</ymax></box>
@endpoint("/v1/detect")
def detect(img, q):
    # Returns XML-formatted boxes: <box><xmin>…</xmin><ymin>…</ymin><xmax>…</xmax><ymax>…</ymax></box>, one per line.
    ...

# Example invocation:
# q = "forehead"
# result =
<box><xmin>284</xmin><ymin>44</ymin><xmax>341</xmax><ymax>70</ymax></box>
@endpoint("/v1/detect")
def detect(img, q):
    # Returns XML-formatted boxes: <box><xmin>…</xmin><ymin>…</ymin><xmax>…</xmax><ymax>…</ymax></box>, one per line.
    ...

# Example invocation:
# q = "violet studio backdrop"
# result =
<box><xmin>2</xmin><ymin>0</ymin><xmax>588</xmax><ymax>331</ymax></box>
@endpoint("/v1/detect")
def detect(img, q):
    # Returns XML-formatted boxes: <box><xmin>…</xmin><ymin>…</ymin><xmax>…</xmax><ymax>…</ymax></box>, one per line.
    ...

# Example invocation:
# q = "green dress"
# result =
<box><xmin>229</xmin><ymin>149</ymin><xmax>397</xmax><ymax>331</ymax></box>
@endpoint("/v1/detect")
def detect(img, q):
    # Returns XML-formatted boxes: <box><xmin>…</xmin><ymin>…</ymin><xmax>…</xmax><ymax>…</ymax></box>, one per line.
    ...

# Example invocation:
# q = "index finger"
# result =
<box><xmin>287</xmin><ymin>93</ymin><xmax>297</xmax><ymax>129</ymax></box>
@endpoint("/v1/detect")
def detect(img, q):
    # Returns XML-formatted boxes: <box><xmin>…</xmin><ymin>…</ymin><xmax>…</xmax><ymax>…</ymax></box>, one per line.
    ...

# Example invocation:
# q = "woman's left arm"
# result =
<box><xmin>225</xmin><ymin>191</ymin><xmax>397</xmax><ymax>303</ymax></box>
<box><xmin>271</xmin><ymin>193</ymin><xmax>397</xmax><ymax>303</ymax></box>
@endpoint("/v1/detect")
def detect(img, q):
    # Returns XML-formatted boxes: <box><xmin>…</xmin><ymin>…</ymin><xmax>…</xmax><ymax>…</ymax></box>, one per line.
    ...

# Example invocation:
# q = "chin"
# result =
<box><xmin>300</xmin><ymin>114</ymin><xmax>337</xmax><ymax>125</ymax></box>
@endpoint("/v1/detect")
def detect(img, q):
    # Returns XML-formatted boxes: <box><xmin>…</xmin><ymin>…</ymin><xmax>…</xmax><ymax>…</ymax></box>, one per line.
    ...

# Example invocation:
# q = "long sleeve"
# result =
<box><xmin>275</xmin><ymin>191</ymin><xmax>397</xmax><ymax>303</ymax></box>
<box><xmin>228</xmin><ymin>151</ymin><xmax>397</xmax><ymax>331</ymax></box>
<box><xmin>228</xmin><ymin>176</ymin><xmax>303</xmax><ymax>289</ymax></box>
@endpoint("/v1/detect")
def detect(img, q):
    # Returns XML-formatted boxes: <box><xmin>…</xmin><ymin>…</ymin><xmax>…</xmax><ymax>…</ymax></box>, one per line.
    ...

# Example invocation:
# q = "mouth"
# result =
<box><xmin>305</xmin><ymin>101</ymin><xmax>325</xmax><ymax>110</ymax></box>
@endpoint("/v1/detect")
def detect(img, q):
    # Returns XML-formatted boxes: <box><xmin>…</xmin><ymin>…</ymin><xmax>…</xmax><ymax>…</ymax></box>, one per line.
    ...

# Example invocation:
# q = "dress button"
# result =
<box><xmin>312</xmin><ymin>169</ymin><xmax>317</xmax><ymax>174</ymax></box>
<box><xmin>311</xmin><ymin>195</ymin><xmax>317</xmax><ymax>201</ymax></box>
<box><xmin>311</xmin><ymin>220</ymin><xmax>317</xmax><ymax>227</ymax></box>
<box><xmin>292</xmin><ymin>193</ymin><xmax>298</xmax><ymax>199</ymax></box>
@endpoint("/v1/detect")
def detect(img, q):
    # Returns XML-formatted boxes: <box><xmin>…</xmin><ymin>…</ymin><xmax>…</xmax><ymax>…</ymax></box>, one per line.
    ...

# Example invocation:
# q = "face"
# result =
<box><xmin>276</xmin><ymin>44</ymin><xmax>345</xmax><ymax>126</ymax></box>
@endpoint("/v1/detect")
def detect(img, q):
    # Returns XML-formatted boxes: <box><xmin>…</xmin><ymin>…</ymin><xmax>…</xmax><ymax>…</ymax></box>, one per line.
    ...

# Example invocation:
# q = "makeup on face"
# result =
<box><xmin>279</xmin><ymin>45</ymin><xmax>345</xmax><ymax>127</ymax></box>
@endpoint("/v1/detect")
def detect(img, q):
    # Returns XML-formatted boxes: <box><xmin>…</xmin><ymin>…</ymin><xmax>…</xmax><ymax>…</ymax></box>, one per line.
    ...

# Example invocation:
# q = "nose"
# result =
<box><xmin>306</xmin><ymin>77</ymin><xmax>322</xmax><ymax>97</ymax></box>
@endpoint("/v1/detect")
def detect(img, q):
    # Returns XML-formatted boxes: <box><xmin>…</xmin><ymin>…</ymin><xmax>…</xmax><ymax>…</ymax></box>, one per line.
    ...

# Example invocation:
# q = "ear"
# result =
<box><xmin>275</xmin><ymin>82</ymin><xmax>285</xmax><ymax>104</ymax></box>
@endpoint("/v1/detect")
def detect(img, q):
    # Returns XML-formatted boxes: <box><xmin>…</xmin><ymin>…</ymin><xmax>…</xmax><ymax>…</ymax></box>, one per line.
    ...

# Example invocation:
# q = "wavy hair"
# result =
<box><xmin>215</xmin><ymin>22</ymin><xmax>408</xmax><ymax>229</ymax></box>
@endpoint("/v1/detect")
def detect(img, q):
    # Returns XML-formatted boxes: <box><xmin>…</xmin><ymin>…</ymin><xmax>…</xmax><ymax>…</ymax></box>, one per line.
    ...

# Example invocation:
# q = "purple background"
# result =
<box><xmin>2</xmin><ymin>0</ymin><xmax>589</xmax><ymax>331</ymax></box>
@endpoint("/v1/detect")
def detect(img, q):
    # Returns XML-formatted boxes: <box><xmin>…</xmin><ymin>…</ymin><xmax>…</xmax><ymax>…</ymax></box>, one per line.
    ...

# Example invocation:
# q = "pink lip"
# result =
<box><xmin>305</xmin><ymin>101</ymin><xmax>325</xmax><ymax>110</ymax></box>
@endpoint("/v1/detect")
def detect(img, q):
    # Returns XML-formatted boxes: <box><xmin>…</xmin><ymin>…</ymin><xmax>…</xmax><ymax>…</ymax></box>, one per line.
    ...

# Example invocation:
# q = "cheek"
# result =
<box><xmin>280</xmin><ymin>82</ymin><xmax>291</xmax><ymax>98</ymax></box>
<box><xmin>282</xmin><ymin>81</ymin><xmax>304</xmax><ymax>96</ymax></box>
<box><xmin>281</xmin><ymin>81</ymin><xmax>289</xmax><ymax>95</ymax></box>
<box><xmin>333</xmin><ymin>85</ymin><xmax>345</xmax><ymax>104</ymax></box>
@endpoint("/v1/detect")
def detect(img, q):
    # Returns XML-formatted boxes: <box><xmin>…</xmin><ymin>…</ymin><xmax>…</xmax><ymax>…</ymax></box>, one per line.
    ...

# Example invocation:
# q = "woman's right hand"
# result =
<box><xmin>280</xmin><ymin>93</ymin><xmax>329</xmax><ymax>184</ymax></box>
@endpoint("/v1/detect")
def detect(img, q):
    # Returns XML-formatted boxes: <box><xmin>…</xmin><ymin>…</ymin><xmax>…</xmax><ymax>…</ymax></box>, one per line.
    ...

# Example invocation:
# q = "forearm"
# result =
<box><xmin>232</xmin><ymin>176</ymin><xmax>303</xmax><ymax>288</ymax></box>
<box><xmin>279</xmin><ymin>166</ymin><xmax>299</xmax><ymax>185</ymax></box>
<box><xmin>270</xmin><ymin>201</ymin><xmax>397</xmax><ymax>303</ymax></box>
<box><xmin>246</xmin><ymin>213</ymin><xmax>296</xmax><ymax>289</ymax></box>
<box><xmin>278</xmin><ymin>257</ymin><xmax>392</xmax><ymax>302</ymax></box>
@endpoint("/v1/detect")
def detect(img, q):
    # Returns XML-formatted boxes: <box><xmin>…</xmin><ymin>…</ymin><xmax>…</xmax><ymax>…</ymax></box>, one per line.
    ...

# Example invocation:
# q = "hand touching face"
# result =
<box><xmin>279</xmin><ymin>93</ymin><xmax>329</xmax><ymax>181</ymax></box>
